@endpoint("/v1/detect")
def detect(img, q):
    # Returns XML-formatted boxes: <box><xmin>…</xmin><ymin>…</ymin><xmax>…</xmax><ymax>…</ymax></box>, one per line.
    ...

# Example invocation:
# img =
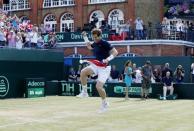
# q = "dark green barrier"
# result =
<box><xmin>56</xmin><ymin>82</ymin><xmax>194</xmax><ymax>99</ymax></box>
<box><xmin>0</xmin><ymin>48</ymin><xmax>64</xmax><ymax>99</ymax></box>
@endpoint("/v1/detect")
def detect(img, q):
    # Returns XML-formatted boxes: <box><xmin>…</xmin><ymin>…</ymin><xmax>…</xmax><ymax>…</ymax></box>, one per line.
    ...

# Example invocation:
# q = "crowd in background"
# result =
<box><xmin>83</xmin><ymin>15</ymin><xmax>194</xmax><ymax>42</ymax></box>
<box><xmin>67</xmin><ymin>61</ymin><xmax>188</xmax><ymax>84</ymax></box>
<box><xmin>0</xmin><ymin>10</ymin><xmax>57</xmax><ymax>49</ymax></box>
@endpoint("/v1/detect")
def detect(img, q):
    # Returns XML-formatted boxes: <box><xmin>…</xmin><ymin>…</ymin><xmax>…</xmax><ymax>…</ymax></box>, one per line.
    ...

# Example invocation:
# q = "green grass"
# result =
<box><xmin>0</xmin><ymin>96</ymin><xmax>193</xmax><ymax>131</ymax></box>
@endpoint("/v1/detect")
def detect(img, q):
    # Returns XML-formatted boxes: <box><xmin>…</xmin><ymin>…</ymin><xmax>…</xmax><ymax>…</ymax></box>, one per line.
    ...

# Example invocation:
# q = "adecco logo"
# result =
<box><xmin>27</xmin><ymin>81</ymin><xmax>45</xmax><ymax>87</ymax></box>
<box><xmin>0</xmin><ymin>76</ymin><xmax>9</xmax><ymax>97</ymax></box>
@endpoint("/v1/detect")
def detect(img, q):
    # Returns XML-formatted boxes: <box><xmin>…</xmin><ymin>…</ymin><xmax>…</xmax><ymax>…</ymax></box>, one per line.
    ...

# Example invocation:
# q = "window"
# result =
<box><xmin>108</xmin><ymin>9</ymin><xmax>124</xmax><ymax>30</ymax></box>
<box><xmin>60</xmin><ymin>13</ymin><xmax>74</xmax><ymax>32</ymax></box>
<box><xmin>89</xmin><ymin>10</ymin><xmax>105</xmax><ymax>29</ymax></box>
<box><xmin>3</xmin><ymin>0</ymin><xmax>30</xmax><ymax>11</ymax></box>
<box><xmin>44</xmin><ymin>14</ymin><xmax>57</xmax><ymax>32</ymax></box>
<box><xmin>20</xmin><ymin>16</ymin><xmax>29</xmax><ymax>22</ymax></box>
<box><xmin>43</xmin><ymin>0</ymin><xmax>75</xmax><ymax>8</ymax></box>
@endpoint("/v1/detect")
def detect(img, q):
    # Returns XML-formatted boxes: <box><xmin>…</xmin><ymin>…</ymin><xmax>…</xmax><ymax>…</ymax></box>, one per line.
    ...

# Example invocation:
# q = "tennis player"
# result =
<box><xmin>77</xmin><ymin>28</ymin><xmax>118</xmax><ymax>113</ymax></box>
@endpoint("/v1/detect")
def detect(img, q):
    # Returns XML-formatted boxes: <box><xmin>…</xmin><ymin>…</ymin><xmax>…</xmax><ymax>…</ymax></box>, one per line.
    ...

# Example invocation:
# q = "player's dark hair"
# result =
<box><xmin>91</xmin><ymin>28</ymin><xmax>102</xmax><ymax>37</ymax></box>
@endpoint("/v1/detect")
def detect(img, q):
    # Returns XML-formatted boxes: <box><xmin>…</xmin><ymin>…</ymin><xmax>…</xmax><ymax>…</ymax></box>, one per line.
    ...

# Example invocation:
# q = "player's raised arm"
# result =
<box><xmin>81</xmin><ymin>31</ymin><xmax>93</xmax><ymax>50</ymax></box>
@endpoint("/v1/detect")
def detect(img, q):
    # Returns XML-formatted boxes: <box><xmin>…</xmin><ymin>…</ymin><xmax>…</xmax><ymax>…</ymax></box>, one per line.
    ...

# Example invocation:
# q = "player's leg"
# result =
<box><xmin>163</xmin><ymin>86</ymin><xmax>167</xmax><ymax>100</ymax></box>
<box><xmin>77</xmin><ymin>66</ymin><xmax>95</xmax><ymax>98</ymax></box>
<box><xmin>96</xmin><ymin>66</ymin><xmax>111</xmax><ymax>112</ymax></box>
<box><xmin>96</xmin><ymin>80</ymin><xmax>109</xmax><ymax>113</ymax></box>
<box><xmin>125</xmin><ymin>86</ymin><xmax>129</xmax><ymax>100</ymax></box>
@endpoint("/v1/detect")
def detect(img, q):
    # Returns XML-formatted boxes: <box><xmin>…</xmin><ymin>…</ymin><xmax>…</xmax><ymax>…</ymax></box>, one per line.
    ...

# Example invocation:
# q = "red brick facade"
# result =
<box><xmin>62</xmin><ymin>44</ymin><xmax>192</xmax><ymax>57</ymax></box>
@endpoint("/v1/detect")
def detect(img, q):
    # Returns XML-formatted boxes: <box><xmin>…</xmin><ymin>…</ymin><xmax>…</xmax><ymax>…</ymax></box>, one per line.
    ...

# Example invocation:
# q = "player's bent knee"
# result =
<box><xmin>81</xmin><ymin>68</ymin><xmax>93</xmax><ymax>76</ymax></box>
<box><xmin>96</xmin><ymin>81</ymin><xmax>104</xmax><ymax>90</ymax></box>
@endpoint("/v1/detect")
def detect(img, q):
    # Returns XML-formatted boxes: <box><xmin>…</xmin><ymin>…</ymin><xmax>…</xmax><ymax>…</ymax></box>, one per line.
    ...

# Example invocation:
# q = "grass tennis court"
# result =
<box><xmin>0</xmin><ymin>96</ymin><xmax>193</xmax><ymax>131</ymax></box>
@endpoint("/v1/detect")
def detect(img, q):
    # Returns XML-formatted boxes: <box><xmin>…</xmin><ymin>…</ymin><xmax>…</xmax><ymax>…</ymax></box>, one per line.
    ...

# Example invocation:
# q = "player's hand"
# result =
<box><xmin>81</xmin><ymin>31</ymin><xmax>87</xmax><ymax>37</ymax></box>
<box><xmin>102</xmin><ymin>59</ymin><xmax>109</xmax><ymax>64</ymax></box>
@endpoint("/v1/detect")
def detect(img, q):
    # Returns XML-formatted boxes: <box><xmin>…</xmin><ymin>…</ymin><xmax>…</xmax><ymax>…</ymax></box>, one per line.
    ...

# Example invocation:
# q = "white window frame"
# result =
<box><xmin>108</xmin><ymin>9</ymin><xmax>124</xmax><ymax>30</ymax></box>
<box><xmin>89</xmin><ymin>10</ymin><xmax>105</xmax><ymax>29</ymax></box>
<box><xmin>44</xmin><ymin>14</ymin><xmax>57</xmax><ymax>32</ymax></box>
<box><xmin>60</xmin><ymin>13</ymin><xmax>74</xmax><ymax>32</ymax></box>
<box><xmin>89</xmin><ymin>0</ymin><xmax>125</xmax><ymax>4</ymax></box>
<box><xmin>3</xmin><ymin>0</ymin><xmax>30</xmax><ymax>11</ymax></box>
<box><xmin>43</xmin><ymin>0</ymin><xmax>75</xmax><ymax>8</ymax></box>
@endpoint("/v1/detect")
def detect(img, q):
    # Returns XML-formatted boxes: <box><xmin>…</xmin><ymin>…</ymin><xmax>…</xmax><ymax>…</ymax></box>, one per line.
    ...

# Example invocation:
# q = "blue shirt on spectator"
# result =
<box><xmin>162</xmin><ymin>76</ymin><xmax>173</xmax><ymax>86</ymax></box>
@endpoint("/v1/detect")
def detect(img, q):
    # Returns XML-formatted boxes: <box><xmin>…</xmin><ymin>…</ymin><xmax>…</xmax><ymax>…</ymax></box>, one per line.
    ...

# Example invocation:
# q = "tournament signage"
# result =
<box><xmin>114</xmin><ymin>86</ymin><xmax>152</xmax><ymax>95</ymax></box>
<box><xmin>42</xmin><ymin>31</ymin><xmax>109</xmax><ymax>43</ymax></box>
<box><xmin>0</xmin><ymin>76</ymin><xmax>9</xmax><ymax>97</ymax></box>
<box><xmin>25</xmin><ymin>78</ymin><xmax>45</xmax><ymax>98</ymax></box>
<box><xmin>61</xmin><ymin>82</ymin><xmax>93</xmax><ymax>96</ymax></box>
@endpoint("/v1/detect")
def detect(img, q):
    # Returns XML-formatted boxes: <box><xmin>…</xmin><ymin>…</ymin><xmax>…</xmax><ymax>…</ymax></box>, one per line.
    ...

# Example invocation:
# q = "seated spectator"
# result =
<box><xmin>153</xmin><ymin>68</ymin><xmax>161</xmax><ymax>83</ymax></box>
<box><xmin>162</xmin><ymin>63</ymin><xmax>173</xmax><ymax>78</ymax></box>
<box><xmin>162</xmin><ymin>71</ymin><xmax>174</xmax><ymax>100</ymax></box>
<box><xmin>174</xmin><ymin>65</ymin><xmax>185</xmax><ymax>83</ymax></box>
<box><xmin>109</xmin><ymin>65</ymin><xmax>120</xmax><ymax>82</ymax></box>
<box><xmin>76</xmin><ymin>64</ymin><xmax>83</xmax><ymax>82</ymax></box>
<box><xmin>68</xmin><ymin>67</ymin><xmax>77</xmax><ymax>82</ymax></box>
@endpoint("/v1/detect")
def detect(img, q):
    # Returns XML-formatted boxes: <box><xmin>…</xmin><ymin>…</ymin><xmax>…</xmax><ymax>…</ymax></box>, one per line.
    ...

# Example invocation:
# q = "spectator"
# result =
<box><xmin>30</xmin><ymin>26</ymin><xmax>38</xmax><ymax>48</ymax></box>
<box><xmin>153</xmin><ymin>68</ymin><xmax>162</xmax><ymax>83</ymax></box>
<box><xmin>134</xmin><ymin>17</ymin><xmax>143</xmax><ymax>40</ymax></box>
<box><xmin>134</xmin><ymin>67</ymin><xmax>142</xmax><ymax>83</ymax></box>
<box><xmin>132</xmin><ymin>63</ymin><xmax>137</xmax><ymax>82</ymax></box>
<box><xmin>174</xmin><ymin>65</ymin><xmax>185</xmax><ymax>83</ymax></box>
<box><xmin>7</xmin><ymin>30</ymin><xmax>16</xmax><ymax>48</ymax></box>
<box><xmin>76</xmin><ymin>64</ymin><xmax>83</xmax><ymax>82</ymax></box>
<box><xmin>124</xmin><ymin>60</ymin><xmax>133</xmax><ymax>100</ymax></box>
<box><xmin>141</xmin><ymin>60</ymin><xmax>153</xmax><ymax>99</ymax></box>
<box><xmin>109</xmin><ymin>65</ymin><xmax>120</xmax><ymax>83</ymax></box>
<box><xmin>162</xmin><ymin>63</ymin><xmax>173</xmax><ymax>78</ymax></box>
<box><xmin>68</xmin><ymin>67</ymin><xmax>77</xmax><ymax>82</ymax></box>
<box><xmin>45</xmin><ymin>24</ymin><xmax>52</xmax><ymax>33</ymax></box>
<box><xmin>16</xmin><ymin>32</ymin><xmax>23</xmax><ymax>49</ymax></box>
<box><xmin>119</xmin><ymin>20</ymin><xmax>130</xmax><ymax>40</ymax></box>
<box><xmin>161</xmin><ymin>71</ymin><xmax>174</xmax><ymax>100</ymax></box>
<box><xmin>0</xmin><ymin>28</ymin><xmax>6</xmax><ymax>46</ymax></box>
<box><xmin>47</xmin><ymin>32</ymin><xmax>57</xmax><ymax>48</ymax></box>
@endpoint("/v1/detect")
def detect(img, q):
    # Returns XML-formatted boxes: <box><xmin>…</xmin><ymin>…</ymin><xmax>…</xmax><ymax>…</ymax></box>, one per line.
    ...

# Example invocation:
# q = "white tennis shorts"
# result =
<box><xmin>88</xmin><ymin>64</ymin><xmax>111</xmax><ymax>83</ymax></box>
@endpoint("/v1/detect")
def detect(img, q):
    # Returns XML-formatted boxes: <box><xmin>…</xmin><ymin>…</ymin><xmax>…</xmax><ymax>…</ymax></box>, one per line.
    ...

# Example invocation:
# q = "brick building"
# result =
<box><xmin>1</xmin><ymin>0</ymin><xmax>193</xmax><ymax>57</ymax></box>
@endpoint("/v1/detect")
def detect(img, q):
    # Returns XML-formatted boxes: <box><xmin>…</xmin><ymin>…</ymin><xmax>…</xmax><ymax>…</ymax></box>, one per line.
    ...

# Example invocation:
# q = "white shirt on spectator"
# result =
<box><xmin>31</xmin><ymin>31</ymin><xmax>38</xmax><ymax>43</ymax></box>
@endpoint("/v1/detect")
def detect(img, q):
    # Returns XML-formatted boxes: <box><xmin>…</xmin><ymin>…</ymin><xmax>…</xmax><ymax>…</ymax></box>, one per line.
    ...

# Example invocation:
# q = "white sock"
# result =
<box><xmin>82</xmin><ymin>85</ymin><xmax>87</xmax><ymax>93</ymax></box>
<box><xmin>102</xmin><ymin>99</ymin><xmax>107</xmax><ymax>104</ymax></box>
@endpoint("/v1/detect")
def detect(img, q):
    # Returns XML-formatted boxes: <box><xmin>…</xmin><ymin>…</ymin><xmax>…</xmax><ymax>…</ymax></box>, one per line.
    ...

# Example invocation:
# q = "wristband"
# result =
<box><xmin>107</xmin><ymin>54</ymin><xmax>114</xmax><ymax>61</ymax></box>
<box><xmin>83</xmin><ymin>36</ymin><xmax>90</xmax><ymax>43</ymax></box>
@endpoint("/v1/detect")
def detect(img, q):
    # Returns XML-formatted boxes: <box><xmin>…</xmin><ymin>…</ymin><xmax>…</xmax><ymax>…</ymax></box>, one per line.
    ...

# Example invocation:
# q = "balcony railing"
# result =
<box><xmin>89</xmin><ymin>0</ymin><xmax>126</xmax><ymax>4</ymax></box>
<box><xmin>43</xmin><ymin>0</ymin><xmax>75</xmax><ymax>8</ymax></box>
